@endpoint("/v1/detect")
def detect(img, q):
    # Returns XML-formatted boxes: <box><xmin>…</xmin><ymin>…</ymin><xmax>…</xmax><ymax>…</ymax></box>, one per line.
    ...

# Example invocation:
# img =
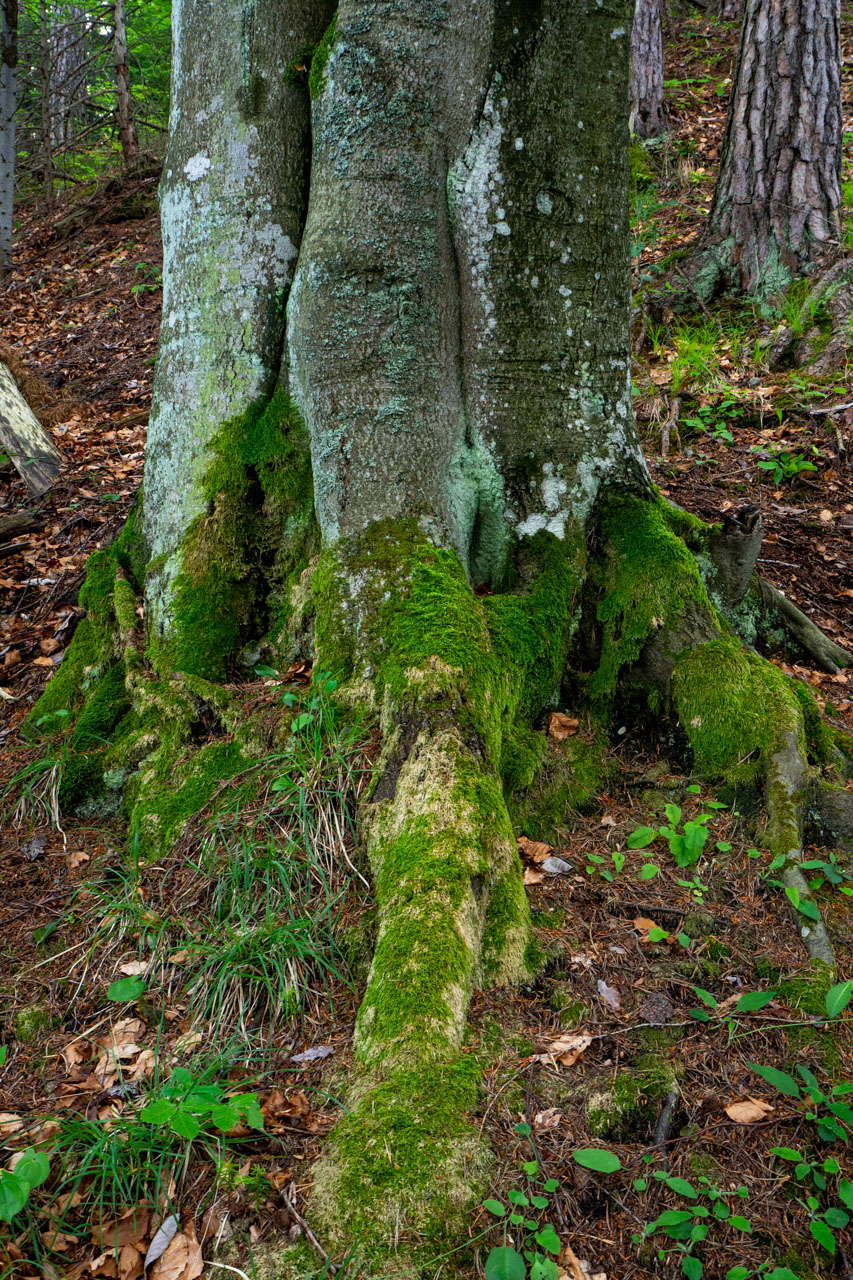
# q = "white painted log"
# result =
<box><xmin>0</xmin><ymin>359</ymin><xmax>62</xmax><ymax>496</ymax></box>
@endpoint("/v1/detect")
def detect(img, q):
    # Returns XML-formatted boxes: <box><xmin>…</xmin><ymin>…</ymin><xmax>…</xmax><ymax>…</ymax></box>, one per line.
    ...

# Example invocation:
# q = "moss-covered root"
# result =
<box><xmin>766</xmin><ymin>728</ymin><xmax>835</xmax><ymax>968</ymax></box>
<box><xmin>759</xmin><ymin>576</ymin><xmax>852</xmax><ymax>674</ymax></box>
<box><xmin>357</xmin><ymin>718</ymin><xmax>529</xmax><ymax>1070</ymax></box>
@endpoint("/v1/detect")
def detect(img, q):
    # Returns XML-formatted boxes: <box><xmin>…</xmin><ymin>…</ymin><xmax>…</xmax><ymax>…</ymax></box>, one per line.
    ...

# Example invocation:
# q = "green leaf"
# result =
<box><xmin>507</xmin><ymin>1190</ymin><xmax>529</xmax><ymax>1207</ymax></box>
<box><xmin>796</xmin><ymin>897</ymin><xmax>821</xmax><ymax>921</ymax></box>
<box><xmin>769</xmin><ymin>1147</ymin><xmax>803</xmax><ymax>1162</ymax></box>
<box><xmin>838</xmin><ymin>1178</ymin><xmax>853</xmax><ymax>1211</ymax></box>
<box><xmin>692</xmin><ymin>987</ymin><xmax>718</xmax><ymax>1010</ymax></box>
<box><xmin>728</xmin><ymin>1215</ymin><xmax>751</xmax><ymax>1233</ymax></box>
<box><xmin>572</xmin><ymin>1149</ymin><xmax>622</xmax><ymax>1173</ymax></box>
<box><xmin>648</xmin><ymin>927</ymin><xmax>669</xmax><ymax>942</ymax></box>
<box><xmin>765</xmin><ymin>1270</ymin><xmax>801</xmax><ymax>1280</ymax></box>
<box><xmin>682</xmin><ymin>1256</ymin><xmax>702</xmax><ymax>1280</ymax></box>
<box><xmin>640</xmin><ymin>863</ymin><xmax>659</xmax><ymax>880</ymax></box>
<box><xmin>12</xmin><ymin>1150</ymin><xmax>50</xmax><ymax>1191</ymax></box>
<box><xmin>254</xmin><ymin>665</ymin><xmax>278</xmax><ymax>678</ymax></box>
<box><xmin>531</xmin><ymin>1195</ymin><xmax>549</xmax><ymax>1210</ymax></box>
<box><xmin>210</xmin><ymin>1104</ymin><xmax>240</xmax><ymax>1131</ymax></box>
<box><xmin>523</xmin><ymin>1161</ymin><xmax>538</xmax><ymax>1176</ymax></box>
<box><xmin>483</xmin><ymin>1199</ymin><xmax>506</xmax><ymax>1217</ymax></box>
<box><xmin>826</xmin><ymin>980</ymin><xmax>853</xmax><ymax>1019</ymax></box>
<box><xmin>633</xmin><ymin>1178</ymin><xmax>647</xmax><ymax>1191</ymax></box>
<box><xmin>170</xmin><ymin>1110</ymin><xmax>201</xmax><ymax>1140</ymax></box>
<box><xmin>665</xmin><ymin>1178</ymin><xmax>698</xmax><ymax>1198</ymax></box>
<box><xmin>485</xmin><ymin>1246</ymin><xmax>526</xmax><ymax>1280</ymax></box>
<box><xmin>726</xmin><ymin>1269</ymin><xmax>749</xmax><ymax>1279</ymax></box>
<box><xmin>542</xmin><ymin>1179</ymin><xmax>559</xmax><ymax>1192</ymax></box>
<box><xmin>810</xmin><ymin>1218</ymin><xmax>836</xmax><ymax>1254</ymax></box>
<box><xmin>140</xmin><ymin>1099</ymin><xmax>176</xmax><ymax>1124</ymax></box>
<box><xmin>690</xmin><ymin>1009</ymin><xmax>711</xmax><ymax>1022</ymax></box>
<box><xmin>677</xmin><ymin>933</ymin><xmax>691</xmax><ymax>948</ymax></box>
<box><xmin>530</xmin><ymin>1257</ymin><xmax>559</xmax><ymax>1280</ymax></box>
<box><xmin>627</xmin><ymin>827</ymin><xmax>657</xmax><ymax>849</ymax></box>
<box><xmin>107</xmin><ymin>976</ymin><xmax>146</xmax><ymax>1002</ymax></box>
<box><xmin>535</xmin><ymin>1225</ymin><xmax>561</xmax><ymax>1255</ymax></box>
<box><xmin>653</xmin><ymin>1210</ymin><xmax>694</xmax><ymax>1227</ymax></box>
<box><xmin>748</xmin><ymin>1063</ymin><xmax>800</xmax><ymax>1096</ymax></box>
<box><xmin>735</xmin><ymin>991</ymin><xmax>776</xmax><ymax>1013</ymax></box>
<box><xmin>509</xmin><ymin>1213</ymin><xmax>524</xmax><ymax>1226</ymax></box>
<box><xmin>823</xmin><ymin>1208</ymin><xmax>849</xmax><ymax>1229</ymax></box>
<box><xmin>515</xmin><ymin>1122</ymin><xmax>532</xmax><ymax>1137</ymax></box>
<box><xmin>0</xmin><ymin>1172</ymin><xmax>28</xmax><ymax>1223</ymax></box>
<box><xmin>784</xmin><ymin>885</ymin><xmax>800</xmax><ymax>909</ymax></box>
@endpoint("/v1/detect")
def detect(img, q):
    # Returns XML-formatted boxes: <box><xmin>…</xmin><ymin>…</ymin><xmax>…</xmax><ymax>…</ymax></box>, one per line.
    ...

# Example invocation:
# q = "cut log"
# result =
<box><xmin>0</xmin><ymin>510</ymin><xmax>45</xmax><ymax>544</ymax></box>
<box><xmin>0</xmin><ymin>360</ymin><xmax>62</xmax><ymax>496</ymax></box>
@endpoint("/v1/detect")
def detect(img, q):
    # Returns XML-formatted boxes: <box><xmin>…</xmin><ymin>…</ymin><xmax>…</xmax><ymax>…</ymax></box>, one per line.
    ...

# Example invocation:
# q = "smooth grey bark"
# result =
<box><xmin>630</xmin><ymin>0</ymin><xmax>665</xmax><ymax>138</ymax></box>
<box><xmin>50</xmin><ymin>4</ymin><xmax>87</xmax><ymax>150</ymax></box>
<box><xmin>287</xmin><ymin>0</ymin><xmax>650</xmax><ymax>587</ymax></box>
<box><xmin>113</xmin><ymin>0</ymin><xmax>138</xmax><ymax>166</ymax></box>
<box><xmin>691</xmin><ymin>0</ymin><xmax>842</xmax><ymax>298</ymax></box>
<box><xmin>0</xmin><ymin>0</ymin><xmax>17</xmax><ymax>279</ymax></box>
<box><xmin>143</xmin><ymin>0</ymin><xmax>333</xmax><ymax>635</ymax></box>
<box><xmin>38</xmin><ymin>0</ymin><xmax>53</xmax><ymax>210</ymax></box>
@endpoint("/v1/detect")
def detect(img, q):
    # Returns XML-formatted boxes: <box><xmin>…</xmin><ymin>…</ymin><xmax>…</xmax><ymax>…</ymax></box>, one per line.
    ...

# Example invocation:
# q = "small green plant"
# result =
<box><xmin>633</xmin><ymin>1168</ymin><xmax>753</xmax><ymax>1279</ymax></box>
<box><xmin>627</xmin><ymin>798</ymin><xmax>726</xmax><ymax>869</ymax></box>
<box><xmin>688</xmin><ymin>986</ymin><xmax>777</xmax><ymax>1042</ymax></box>
<box><xmin>483</xmin><ymin>1124</ymin><xmax>564</xmax><ymax>1280</ymax></box>
<box><xmin>130</xmin><ymin>262</ymin><xmax>162</xmax><ymax>295</ymax></box>
<box><xmin>0</xmin><ymin>1149</ymin><xmax>51</xmax><ymax>1223</ymax></box>
<box><xmin>768</xmin><ymin>1149</ymin><xmax>853</xmax><ymax>1255</ymax></box>
<box><xmin>750</xmin><ymin>444</ymin><xmax>821</xmax><ymax>485</ymax></box>
<box><xmin>585</xmin><ymin>849</ymin><xmax>625</xmax><ymax>882</ymax></box>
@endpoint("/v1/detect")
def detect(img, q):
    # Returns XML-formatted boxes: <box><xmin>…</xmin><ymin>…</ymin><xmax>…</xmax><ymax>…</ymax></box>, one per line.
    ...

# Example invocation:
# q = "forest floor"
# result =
<box><xmin>2</xmin><ymin>8</ymin><xmax>853</xmax><ymax>1280</ymax></box>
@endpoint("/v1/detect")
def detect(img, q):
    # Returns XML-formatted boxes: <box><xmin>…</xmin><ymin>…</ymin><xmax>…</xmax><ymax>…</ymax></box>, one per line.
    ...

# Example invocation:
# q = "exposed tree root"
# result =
<box><xmin>21</xmin><ymin>492</ymin><xmax>853</xmax><ymax>1275</ymax></box>
<box><xmin>758</xmin><ymin>577</ymin><xmax>853</xmax><ymax>673</ymax></box>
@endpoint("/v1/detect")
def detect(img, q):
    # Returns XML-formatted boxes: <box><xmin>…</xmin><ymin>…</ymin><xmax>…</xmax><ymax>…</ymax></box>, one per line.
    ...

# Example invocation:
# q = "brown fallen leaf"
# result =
<box><xmin>131</xmin><ymin>1049</ymin><xmax>156</xmax><ymax>1081</ymax></box>
<box><xmin>149</xmin><ymin>1233</ymin><xmax>190</xmax><ymax>1280</ymax></box>
<box><xmin>632</xmin><ymin>917</ymin><xmax>659</xmax><ymax>938</ymax></box>
<box><xmin>39</xmin><ymin>636</ymin><xmax>60</xmax><ymax>655</ymax></box>
<box><xmin>70</xmin><ymin>850</ymin><xmax>91</xmax><ymax>870</ymax></box>
<box><xmin>549</xmin><ymin>712</ymin><xmax>579</xmax><ymax>741</ymax></box>
<box><xmin>724</xmin><ymin>1097</ymin><xmax>773</xmax><ymax>1124</ymax></box>
<box><xmin>561</xmin><ymin>1243</ymin><xmax>587</xmax><ymax>1280</ymax></box>
<box><xmin>517</xmin><ymin>836</ymin><xmax>552</xmax><ymax>863</ymax></box>
<box><xmin>532</xmin><ymin>1033</ymin><xmax>593</xmax><ymax>1067</ymax></box>
<box><xmin>89</xmin><ymin>1254</ymin><xmax>119</xmax><ymax>1278</ymax></box>
<box><xmin>117</xmin><ymin>961</ymin><xmax>149</xmax><ymax>977</ymax></box>
<box><xmin>93</xmin><ymin>1207</ymin><xmax>150</xmax><ymax>1251</ymax></box>
<box><xmin>533</xmin><ymin>1107</ymin><xmax>562</xmax><ymax>1130</ymax></box>
<box><xmin>523</xmin><ymin>866</ymin><xmax>545</xmax><ymax>886</ymax></box>
<box><xmin>118</xmin><ymin>1244</ymin><xmax>144</xmax><ymax>1280</ymax></box>
<box><xmin>0</xmin><ymin>1113</ymin><xmax>23</xmax><ymax>1136</ymax></box>
<box><xmin>103</xmin><ymin>1018</ymin><xmax>146</xmax><ymax>1050</ymax></box>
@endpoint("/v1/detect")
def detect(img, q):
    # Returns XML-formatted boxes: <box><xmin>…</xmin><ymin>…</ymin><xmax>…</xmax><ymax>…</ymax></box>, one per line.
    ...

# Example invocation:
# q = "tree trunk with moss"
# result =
<box><xmin>630</xmin><ymin>0</ymin><xmax>665</xmax><ymax>138</ymax></box>
<box><xmin>686</xmin><ymin>0</ymin><xmax>842</xmax><ymax>302</ymax></box>
<box><xmin>27</xmin><ymin>0</ymin><xmax>853</xmax><ymax>1273</ymax></box>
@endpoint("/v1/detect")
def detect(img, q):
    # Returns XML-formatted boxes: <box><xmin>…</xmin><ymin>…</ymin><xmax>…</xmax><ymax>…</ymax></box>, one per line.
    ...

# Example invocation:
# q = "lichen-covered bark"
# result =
<box><xmin>689</xmin><ymin>0</ymin><xmax>842</xmax><ymax>299</ymax></box>
<box><xmin>288</xmin><ymin>0</ymin><xmax>651</xmax><ymax>587</ymax></box>
<box><xmin>143</xmin><ymin>0</ymin><xmax>332</xmax><ymax>635</ymax></box>
<box><xmin>630</xmin><ymin>0</ymin><xmax>665</xmax><ymax>138</ymax></box>
<box><xmin>0</xmin><ymin>0</ymin><xmax>17</xmax><ymax>280</ymax></box>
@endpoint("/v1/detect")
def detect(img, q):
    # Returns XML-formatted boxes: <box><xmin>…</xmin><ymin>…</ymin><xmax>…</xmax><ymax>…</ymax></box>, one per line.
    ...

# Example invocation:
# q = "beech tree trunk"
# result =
<box><xmin>0</xmin><ymin>0</ymin><xmax>16</xmax><ymax>279</ymax></box>
<box><xmin>112</xmin><ymin>0</ymin><xmax>137</xmax><ymax>166</ymax></box>
<box><xmin>630</xmin><ymin>0</ymin><xmax>665</xmax><ymax>137</ymax></box>
<box><xmin>691</xmin><ymin>0</ymin><xmax>842</xmax><ymax>299</ymax></box>
<box><xmin>34</xmin><ymin>0</ymin><xmax>851</xmax><ymax>1269</ymax></box>
<box><xmin>38</xmin><ymin>0</ymin><xmax>53</xmax><ymax>212</ymax></box>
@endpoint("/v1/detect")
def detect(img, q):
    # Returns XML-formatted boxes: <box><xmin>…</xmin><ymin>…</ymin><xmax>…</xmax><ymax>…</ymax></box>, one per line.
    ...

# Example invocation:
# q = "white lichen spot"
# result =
<box><xmin>531</xmin><ymin>276</ymin><xmax>539</xmax><ymax>288</ymax></box>
<box><xmin>495</xmin><ymin>221</ymin><xmax>511</xmax><ymax>236</ymax></box>
<box><xmin>611</xmin><ymin>26</ymin><xmax>626</xmax><ymax>37</ymax></box>
<box><xmin>183</xmin><ymin>152</ymin><xmax>211</xmax><ymax>181</ymax></box>
<box><xmin>536</xmin><ymin>191</ymin><xmax>553</xmax><ymax>215</ymax></box>
<box><xmin>514</xmin><ymin>137</ymin><xmax>524</xmax><ymax>150</ymax></box>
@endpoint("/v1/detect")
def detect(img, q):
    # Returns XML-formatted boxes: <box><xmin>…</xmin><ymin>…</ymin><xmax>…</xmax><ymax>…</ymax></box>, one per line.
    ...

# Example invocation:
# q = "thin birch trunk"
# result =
<box><xmin>0</xmin><ymin>0</ymin><xmax>17</xmax><ymax>279</ymax></box>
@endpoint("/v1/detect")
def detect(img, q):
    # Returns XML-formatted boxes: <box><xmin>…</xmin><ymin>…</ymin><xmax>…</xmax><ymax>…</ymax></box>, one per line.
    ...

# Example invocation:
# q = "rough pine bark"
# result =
<box><xmin>0</xmin><ymin>0</ymin><xmax>17</xmax><ymax>279</ymax></box>
<box><xmin>689</xmin><ymin>0</ymin><xmax>842</xmax><ymax>299</ymax></box>
<box><xmin>720</xmin><ymin>0</ymin><xmax>745</xmax><ymax>19</ymax></box>
<box><xmin>112</xmin><ymin>0</ymin><xmax>138</xmax><ymax>166</ymax></box>
<box><xmin>630</xmin><ymin>0</ymin><xmax>665</xmax><ymax>137</ymax></box>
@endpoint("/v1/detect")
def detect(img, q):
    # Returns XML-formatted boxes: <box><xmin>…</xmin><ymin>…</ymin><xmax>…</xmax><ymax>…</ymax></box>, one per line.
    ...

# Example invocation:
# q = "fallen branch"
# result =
<box><xmin>759</xmin><ymin>576</ymin><xmax>852</xmax><ymax>673</ymax></box>
<box><xmin>0</xmin><ymin>510</ymin><xmax>44</xmax><ymax>544</ymax></box>
<box><xmin>0</xmin><ymin>540</ymin><xmax>33</xmax><ymax>559</ymax></box>
<box><xmin>0</xmin><ymin>361</ymin><xmax>63</xmax><ymax>496</ymax></box>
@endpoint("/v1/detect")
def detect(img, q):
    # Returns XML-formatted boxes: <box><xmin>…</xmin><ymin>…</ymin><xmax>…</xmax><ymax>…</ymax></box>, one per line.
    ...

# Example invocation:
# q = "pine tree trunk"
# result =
<box><xmin>719</xmin><ymin>0</ymin><xmax>745</xmax><ymax>19</ymax></box>
<box><xmin>692</xmin><ymin>0</ymin><xmax>842</xmax><ymax>299</ymax></box>
<box><xmin>0</xmin><ymin>0</ymin><xmax>17</xmax><ymax>279</ymax></box>
<box><xmin>112</xmin><ymin>0</ymin><xmax>137</xmax><ymax>167</ymax></box>
<box><xmin>630</xmin><ymin>0</ymin><xmax>665</xmax><ymax>137</ymax></box>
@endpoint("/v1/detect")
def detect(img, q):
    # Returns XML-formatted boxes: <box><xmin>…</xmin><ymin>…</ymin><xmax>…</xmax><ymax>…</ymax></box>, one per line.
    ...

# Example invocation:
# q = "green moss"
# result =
<box><xmin>671</xmin><ymin>634</ymin><xmax>801</xmax><ymax>779</ymax></box>
<box><xmin>308</xmin><ymin>11</ymin><xmax>336</xmax><ymax>98</ymax></box>
<box><xmin>26</xmin><ymin>497</ymin><xmax>145</xmax><ymax>736</ymax></box>
<box><xmin>629</xmin><ymin>140</ymin><xmax>655</xmax><ymax>191</ymax></box>
<box><xmin>779</xmin><ymin>961</ymin><xmax>834</xmax><ymax>1017</ymax></box>
<box><xmin>167</xmin><ymin>386</ymin><xmax>317</xmax><ymax>680</ymax></box>
<box><xmin>72</xmin><ymin>664</ymin><xmax>130</xmax><ymax>750</ymax></box>
<box><xmin>592</xmin><ymin>496</ymin><xmax>709</xmax><ymax>697</ymax></box>
<box><xmin>792</xmin><ymin>681</ymin><xmax>835</xmax><ymax>765</ymax></box>
<box><xmin>14</xmin><ymin>1004</ymin><xmax>51</xmax><ymax>1042</ymax></box>
<box><xmin>482</xmin><ymin>860</ymin><xmax>529</xmax><ymax>984</ymax></box>
<box><xmin>112</xmin><ymin>578</ymin><xmax>138</xmax><ymax>632</ymax></box>
<box><xmin>314</xmin><ymin>1056</ymin><xmax>490</xmax><ymax>1266</ymax></box>
<box><xmin>587</xmin><ymin>1053</ymin><xmax>678</xmax><ymax>1139</ymax></box>
<box><xmin>129</xmin><ymin>738</ymin><xmax>247</xmax><ymax>856</ymax></box>
<box><xmin>59</xmin><ymin>752</ymin><xmax>107</xmax><ymax>811</ymax></box>
<box><xmin>509</xmin><ymin>729</ymin><xmax>611</xmax><ymax>843</ymax></box>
